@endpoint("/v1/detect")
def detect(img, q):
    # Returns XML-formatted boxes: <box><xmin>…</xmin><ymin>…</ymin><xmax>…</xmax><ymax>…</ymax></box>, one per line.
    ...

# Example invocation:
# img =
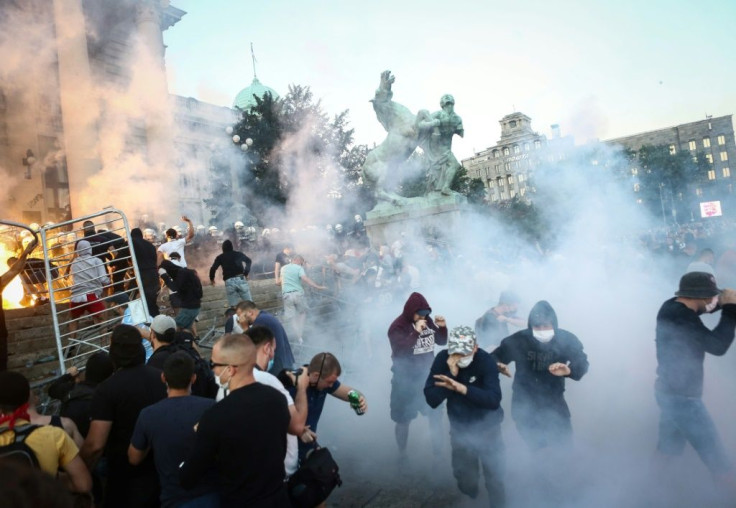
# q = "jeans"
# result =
<box><xmin>656</xmin><ymin>390</ymin><xmax>732</xmax><ymax>475</ymax></box>
<box><xmin>225</xmin><ymin>276</ymin><xmax>252</xmax><ymax>307</ymax></box>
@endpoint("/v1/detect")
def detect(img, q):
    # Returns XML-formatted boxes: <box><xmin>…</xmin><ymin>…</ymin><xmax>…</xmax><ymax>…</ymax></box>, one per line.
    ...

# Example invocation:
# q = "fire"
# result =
<box><xmin>0</xmin><ymin>242</ymin><xmax>25</xmax><ymax>309</ymax></box>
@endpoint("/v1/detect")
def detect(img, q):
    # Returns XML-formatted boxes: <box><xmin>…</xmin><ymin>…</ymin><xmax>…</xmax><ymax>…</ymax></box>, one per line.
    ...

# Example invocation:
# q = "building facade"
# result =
<box><xmin>604</xmin><ymin>115</ymin><xmax>736</xmax><ymax>205</ymax></box>
<box><xmin>462</xmin><ymin>112</ymin><xmax>573</xmax><ymax>202</ymax></box>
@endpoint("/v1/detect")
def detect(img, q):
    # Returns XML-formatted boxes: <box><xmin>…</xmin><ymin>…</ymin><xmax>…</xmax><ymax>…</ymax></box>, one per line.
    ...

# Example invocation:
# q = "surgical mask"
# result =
<box><xmin>705</xmin><ymin>297</ymin><xmax>719</xmax><ymax>313</ymax></box>
<box><xmin>457</xmin><ymin>355</ymin><xmax>473</xmax><ymax>368</ymax></box>
<box><xmin>215</xmin><ymin>370</ymin><xmax>230</xmax><ymax>391</ymax></box>
<box><xmin>267</xmin><ymin>358</ymin><xmax>274</xmax><ymax>372</ymax></box>
<box><xmin>533</xmin><ymin>329</ymin><xmax>555</xmax><ymax>343</ymax></box>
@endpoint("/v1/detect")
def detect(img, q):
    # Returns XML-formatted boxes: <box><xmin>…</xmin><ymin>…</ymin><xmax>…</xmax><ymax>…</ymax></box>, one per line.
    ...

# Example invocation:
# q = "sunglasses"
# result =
<box><xmin>208</xmin><ymin>359</ymin><xmax>230</xmax><ymax>370</ymax></box>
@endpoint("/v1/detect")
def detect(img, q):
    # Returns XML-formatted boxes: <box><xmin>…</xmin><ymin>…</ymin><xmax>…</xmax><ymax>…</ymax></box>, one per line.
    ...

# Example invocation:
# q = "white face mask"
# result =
<box><xmin>457</xmin><ymin>355</ymin><xmax>474</xmax><ymax>368</ymax></box>
<box><xmin>533</xmin><ymin>329</ymin><xmax>555</xmax><ymax>343</ymax></box>
<box><xmin>215</xmin><ymin>369</ymin><xmax>230</xmax><ymax>391</ymax></box>
<box><xmin>705</xmin><ymin>297</ymin><xmax>719</xmax><ymax>313</ymax></box>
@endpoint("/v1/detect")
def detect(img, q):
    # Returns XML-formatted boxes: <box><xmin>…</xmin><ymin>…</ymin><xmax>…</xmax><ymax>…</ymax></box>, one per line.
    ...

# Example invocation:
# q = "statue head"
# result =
<box><xmin>440</xmin><ymin>94</ymin><xmax>455</xmax><ymax>108</ymax></box>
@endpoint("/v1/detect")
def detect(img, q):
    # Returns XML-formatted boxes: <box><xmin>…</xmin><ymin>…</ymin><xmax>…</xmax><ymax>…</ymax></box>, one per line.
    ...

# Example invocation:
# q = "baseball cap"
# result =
<box><xmin>151</xmin><ymin>314</ymin><xmax>177</xmax><ymax>335</ymax></box>
<box><xmin>448</xmin><ymin>326</ymin><xmax>476</xmax><ymax>355</ymax></box>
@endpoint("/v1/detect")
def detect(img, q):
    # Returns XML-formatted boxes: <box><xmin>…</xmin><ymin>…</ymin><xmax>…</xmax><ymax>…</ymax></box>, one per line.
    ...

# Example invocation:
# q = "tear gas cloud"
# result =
<box><xmin>304</xmin><ymin>143</ymin><xmax>736</xmax><ymax>507</ymax></box>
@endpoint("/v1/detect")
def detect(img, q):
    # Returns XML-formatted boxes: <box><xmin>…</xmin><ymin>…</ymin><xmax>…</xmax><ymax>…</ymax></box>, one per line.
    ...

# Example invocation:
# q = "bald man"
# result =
<box><xmin>180</xmin><ymin>334</ymin><xmax>291</xmax><ymax>506</ymax></box>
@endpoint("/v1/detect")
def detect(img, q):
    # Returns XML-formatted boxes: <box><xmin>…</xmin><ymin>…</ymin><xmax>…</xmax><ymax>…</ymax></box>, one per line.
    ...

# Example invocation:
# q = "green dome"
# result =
<box><xmin>233</xmin><ymin>77</ymin><xmax>279</xmax><ymax>110</ymax></box>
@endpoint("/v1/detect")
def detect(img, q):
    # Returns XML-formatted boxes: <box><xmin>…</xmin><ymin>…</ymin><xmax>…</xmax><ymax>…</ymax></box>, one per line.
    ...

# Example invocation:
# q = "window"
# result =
<box><xmin>513</xmin><ymin>145</ymin><xmax>520</xmax><ymax>154</ymax></box>
<box><xmin>520</xmin><ymin>187</ymin><xmax>526</xmax><ymax>196</ymax></box>
<box><xmin>703</xmin><ymin>138</ymin><xmax>711</xmax><ymax>148</ymax></box>
<box><xmin>504</xmin><ymin>163</ymin><xmax>510</xmax><ymax>171</ymax></box>
<box><xmin>669</xmin><ymin>144</ymin><xmax>677</xmax><ymax>155</ymax></box>
<box><xmin>488</xmin><ymin>180</ymin><xmax>495</xmax><ymax>188</ymax></box>
<box><xmin>509</xmin><ymin>120</ymin><xmax>517</xmax><ymax>128</ymax></box>
<box><xmin>534</xmin><ymin>140</ymin><xmax>541</xmax><ymax>149</ymax></box>
<box><xmin>718</xmin><ymin>135</ymin><xmax>726</xmax><ymax>145</ymax></box>
<box><xmin>708</xmin><ymin>170</ymin><xmax>716</xmax><ymax>180</ymax></box>
<box><xmin>706</xmin><ymin>154</ymin><xmax>713</xmax><ymax>164</ymax></box>
<box><xmin>509</xmin><ymin>190</ymin><xmax>516</xmax><ymax>198</ymax></box>
<box><xmin>633</xmin><ymin>183</ymin><xmax>640</xmax><ymax>192</ymax></box>
<box><xmin>507</xmin><ymin>175</ymin><xmax>514</xmax><ymax>184</ymax></box>
<box><xmin>503</xmin><ymin>147</ymin><xmax>510</xmax><ymax>156</ymax></box>
<box><xmin>518</xmin><ymin>174</ymin><xmax>525</xmax><ymax>182</ymax></box>
<box><xmin>496</xmin><ymin>165</ymin><xmax>502</xmax><ymax>174</ymax></box>
<box><xmin>723</xmin><ymin>167</ymin><xmax>731</xmax><ymax>178</ymax></box>
<box><xmin>493</xmin><ymin>150</ymin><xmax>500</xmax><ymax>158</ymax></box>
<box><xmin>721</xmin><ymin>151</ymin><xmax>729</xmax><ymax>162</ymax></box>
<box><xmin>688</xmin><ymin>140</ymin><xmax>697</xmax><ymax>151</ymax></box>
<box><xmin>524</xmin><ymin>143</ymin><xmax>530</xmax><ymax>152</ymax></box>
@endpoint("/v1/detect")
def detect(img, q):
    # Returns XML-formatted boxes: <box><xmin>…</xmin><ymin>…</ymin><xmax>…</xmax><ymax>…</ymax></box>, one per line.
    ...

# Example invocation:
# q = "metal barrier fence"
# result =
<box><xmin>33</xmin><ymin>208</ymin><xmax>149</xmax><ymax>375</ymax></box>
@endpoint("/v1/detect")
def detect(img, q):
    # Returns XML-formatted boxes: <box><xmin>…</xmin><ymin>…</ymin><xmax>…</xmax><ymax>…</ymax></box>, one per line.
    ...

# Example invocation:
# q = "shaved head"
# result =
<box><xmin>214</xmin><ymin>333</ymin><xmax>257</xmax><ymax>368</ymax></box>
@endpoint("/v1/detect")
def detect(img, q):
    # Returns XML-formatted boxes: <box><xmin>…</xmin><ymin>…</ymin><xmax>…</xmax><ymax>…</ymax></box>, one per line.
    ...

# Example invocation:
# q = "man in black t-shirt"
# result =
<box><xmin>274</xmin><ymin>244</ymin><xmax>292</xmax><ymax>286</ymax></box>
<box><xmin>180</xmin><ymin>334</ymin><xmax>291</xmax><ymax>506</ymax></box>
<box><xmin>80</xmin><ymin>325</ymin><xmax>167</xmax><ymax>508</ymax></box>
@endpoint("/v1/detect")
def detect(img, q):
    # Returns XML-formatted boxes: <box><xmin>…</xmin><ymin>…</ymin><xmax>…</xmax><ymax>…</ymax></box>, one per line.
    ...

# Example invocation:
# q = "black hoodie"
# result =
<box><xmin>388</xmin><ymin>292</ymin><xmax>448</xmax><ymax>367</ymax></box>
<box><xmin>208</xmin><ymin>240</ymin><xmax>252</xmax><ymax>282</ymax></box>
<box><xmin>491</xmin><ymin>300</ymin><xmax>588</xmax><ymax>413</ymax></box>
<box><xmin>160</xmin><ymin>260</ymin><xmax>203</xmax><ymax>309</ymax></box>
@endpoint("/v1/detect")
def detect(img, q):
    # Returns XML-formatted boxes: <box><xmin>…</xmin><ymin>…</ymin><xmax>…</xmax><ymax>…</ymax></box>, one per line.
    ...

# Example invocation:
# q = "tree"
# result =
<box><xmin>209</xmin><ymin>86</ymin><xmax>370</xmax><ymax>222</ymax></box>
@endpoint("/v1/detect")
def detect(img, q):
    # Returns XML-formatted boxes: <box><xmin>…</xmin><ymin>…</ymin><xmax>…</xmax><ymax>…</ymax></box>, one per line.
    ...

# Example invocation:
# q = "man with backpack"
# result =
<box><xmin>147</xmin><ymin>315</ymin><xmax>218</xmax><ymax>399</ymax></box>
<box><xmin>0</xmin><ymin>371</ymin><xmax>92</xmax><ymax>494</ymax></box>
<box><xmin>159</xmin><ymin>260</ymin><xmax>203</xmax><ymax>335</ymax></box>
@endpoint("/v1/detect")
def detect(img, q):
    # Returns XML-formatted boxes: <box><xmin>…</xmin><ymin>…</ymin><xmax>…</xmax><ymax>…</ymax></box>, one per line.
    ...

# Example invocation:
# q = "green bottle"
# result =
<box><xmin>347</xmin><ymin>390</ymin><xmax>364</xmax><ymax>415</ymax></box>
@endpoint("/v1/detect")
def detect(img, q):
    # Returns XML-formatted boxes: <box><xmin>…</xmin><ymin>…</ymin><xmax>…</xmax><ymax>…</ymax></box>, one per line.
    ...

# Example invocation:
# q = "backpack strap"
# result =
<box><xmin>9</xmin><ymin>423</ymin><xmax>40</xmax><ymax>443</ymax></box>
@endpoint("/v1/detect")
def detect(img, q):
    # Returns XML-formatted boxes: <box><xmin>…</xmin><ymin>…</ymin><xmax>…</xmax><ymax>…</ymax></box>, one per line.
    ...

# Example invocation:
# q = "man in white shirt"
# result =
<box><xmin>157</xmin><ymin>216</ymin><xmax>194</xmax><ymax>267</ymax></box>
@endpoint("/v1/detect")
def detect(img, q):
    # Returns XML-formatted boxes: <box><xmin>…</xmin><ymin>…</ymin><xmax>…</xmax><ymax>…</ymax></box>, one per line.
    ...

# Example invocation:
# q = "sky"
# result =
<box><xmin>163</xmin><ymin>0</ymin><xmax>736</xmax><ymax>161</ymax></box>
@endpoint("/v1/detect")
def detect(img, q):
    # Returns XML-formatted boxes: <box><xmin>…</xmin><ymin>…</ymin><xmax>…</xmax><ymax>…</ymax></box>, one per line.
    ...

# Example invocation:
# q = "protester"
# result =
<box><xmin>81</xmin><ymin>325</ymin><xmax>167</xmax><ymax>508</ymax></box>
<box><xmin>248</xmin><ymin>325</ymin><xmax>309</xmax><ymax>478</ymax></box>
<box><xmin>654</xmin><ymin>271</ymin><xmax>736</xmax><ymax>487</ymax></box>
<box><xmin>274</xmin><ymin>244</ymin><xmax>293</xmax><ymax>285</ymax></box>
<box><xmin>0</xmin><ymin>234</ymin><xmax>38</xmax><ymax>370</ymax></box>
<box><xmin>236</xmin><ymin>300</ymin><xmax>295</xmax><ymax>375</ymax></box>
<box><xmin>491</xmin><ymin>300</ymin><xmax>589</xmax><ymax>451</ymax></box>
<box><xmin>180</xmin><ymin>333</ymin><xmax>292</xmax><ymax>506</ymax></box>
<box><xmin>0</xmin><ymin>371</ymin><xmax>92</xmax><ymax>494</ymax></box>
<box><xmin>47</xmin><ymin>352</ymin><xmax>114</xmax><ymax>437</ymax></box>
<box><xmin>68</xmin><ymin>239</ymin><xmax>110</xmax><ymax>344</ymax></box>
<box><xmin>387</xmin><ymin>292</ymin><xmax>447</xmax><ymax>459</ymax></box>
<box><xmin>280</xmin><ymin>254</ymin><xmax>327</xmax><ymax>343</ymax></box>
<box><xmin>157</xmin><ymin>216</ymin><xmax>194</xmax><ymax>267</ymax></box>
<box><xmin>281</xmin><ymin>352</ymin><xmax>367</xmax><ymax>461</ymax></box>
<box><xmin>425</xmin><ymin>326</ymin><xmax>505</xmax><ymax>504</ymax></box>
<box><xmin>129</xmin><ymin>351</ymin><xmax>219</xmax><ymax>507</ymax></box>
<box><xmin>159</xmin><ymin>260</ymin><xmax>203</xmax><ymax>334</ymax></box>
<box><xmin>130</xmin><ymin>227</ymin><xmax>160</xmax><ymax>317</ymax></box>
<box><xmin>474</xmin><ymin>290</ymin><xmax>525</xmax><ymax>350</ymax></box>
<box><xmin>209</xmin><ymin>239</ymin><xmax>253</xmax><ymax>306</ymax></box>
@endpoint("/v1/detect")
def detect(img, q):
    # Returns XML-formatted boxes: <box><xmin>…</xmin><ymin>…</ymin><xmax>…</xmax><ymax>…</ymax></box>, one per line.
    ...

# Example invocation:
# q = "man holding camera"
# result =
<box><xmin>655</xmin><ymin>271</ymin><xmax>736</xmax><ymax>489</ymax></box>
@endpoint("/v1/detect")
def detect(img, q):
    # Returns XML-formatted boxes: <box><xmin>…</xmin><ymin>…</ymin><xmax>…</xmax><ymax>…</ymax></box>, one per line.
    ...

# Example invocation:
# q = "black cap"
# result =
<box><xmin>416</xmin><ymin>309</ymin><xmax>431</xmax><ymax>317</ymax></box>
<box><xmin>675</xmin><ymin>272</ymin><xmax>721</xmax><ymax>298</ymax></box>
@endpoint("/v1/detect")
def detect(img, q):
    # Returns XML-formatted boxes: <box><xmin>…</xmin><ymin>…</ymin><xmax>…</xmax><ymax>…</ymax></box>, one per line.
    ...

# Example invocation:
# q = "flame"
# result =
<box><xmin>1</xmin><ymin>242</ymin><xmax>25</xmax><ymax>309</ymax></box>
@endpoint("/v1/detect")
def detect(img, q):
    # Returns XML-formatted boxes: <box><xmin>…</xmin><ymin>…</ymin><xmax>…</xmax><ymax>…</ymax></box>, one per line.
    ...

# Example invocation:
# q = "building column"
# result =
<box><xmin>52</xmin><ymin>0</ymin><xmax>101</xmax><ymax>217</ymax></box>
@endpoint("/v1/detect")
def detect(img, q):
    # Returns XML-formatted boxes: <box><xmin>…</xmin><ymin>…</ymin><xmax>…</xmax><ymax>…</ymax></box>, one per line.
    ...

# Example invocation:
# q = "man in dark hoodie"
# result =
<box><xmin>388</xmin><ymin>291</ymin><xmax>448</xmax><ymax>458</ymax></box>
<box><xmin>159</xmin><ymin>260</ymin><xmax>203</xmax><ymax>333</ymax></box>
<box><xmin>491</xmin><ymin>300</ymin><xmax>588</xmax><ymax>451</ymax></box>
<box><xmin>425</xmin><ymin>326</ymin><xmax>505</xmax><ymax>504</ymax></box>
<box><xmin>655</xmin><ymin>271</ymin><xmax>736</xmax><ymax>484</ymax></box>
<box><xmin>208</xmin><ymin>239</ymin><xmax>253</xmax><ymax>307</ymax></box>
<box><xmin>129</xmin><ymin>227</ymin><xmax>159</xmax><ymax>318</ymax></box>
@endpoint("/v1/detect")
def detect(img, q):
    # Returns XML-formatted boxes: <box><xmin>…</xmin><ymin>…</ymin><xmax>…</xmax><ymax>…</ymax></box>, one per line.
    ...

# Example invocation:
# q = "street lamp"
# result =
<box><xmin>22</xmin><ymin>149</ymin><xmax>35</xmax><ymax>179</ymax></box>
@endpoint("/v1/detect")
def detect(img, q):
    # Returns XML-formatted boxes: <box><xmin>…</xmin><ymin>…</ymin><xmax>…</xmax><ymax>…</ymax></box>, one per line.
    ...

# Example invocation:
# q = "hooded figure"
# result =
<box><xmin>159</xmin><ymin>260</ymin><xmax>203</xmax><ymax>331</ymax></box>
<box><xmin>387</xmin><ymin>292</ymin><xmax>448</xmax><ymax>456</ymax></box>
<box><xmin>491</xmin><ymin>300</ymin><xmax>588</xmax><ymax>450</ymax></box>
<box><xmin>70</xmin><ymin>240</ymin><xmax>109</xmax><ymax>301</ymax></box>
<box><xmin>208</xmin><ymin>239</ymin><xmax>253</xmax><ymax>307</ymax></box>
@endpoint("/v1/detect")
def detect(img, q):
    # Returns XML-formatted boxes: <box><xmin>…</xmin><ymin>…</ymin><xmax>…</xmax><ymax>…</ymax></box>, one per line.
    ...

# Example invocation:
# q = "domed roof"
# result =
<box><xmin>233</xmin><ymin>77</ymin><xmax>279</xmax><ymax>110</ymax></box>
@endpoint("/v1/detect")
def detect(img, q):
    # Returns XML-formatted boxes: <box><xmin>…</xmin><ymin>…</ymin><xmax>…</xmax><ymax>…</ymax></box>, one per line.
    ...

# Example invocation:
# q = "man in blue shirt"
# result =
<box><xmin>282</xmin><ymin>352</ymin><xmax>367</xmax><ymax>461</ymax></box>
<box><xmin>129</xmin><ymin>352</ymin><xmax>218</xmax><ymax>508</ymax></box>
<box><xmin>235</xmin><ymin>300</ymin><xmax>295</xmax><ymax>376</ymax></box>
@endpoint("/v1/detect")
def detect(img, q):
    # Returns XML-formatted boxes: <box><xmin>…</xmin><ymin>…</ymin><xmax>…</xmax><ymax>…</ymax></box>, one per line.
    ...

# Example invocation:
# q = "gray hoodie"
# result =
<box><xmin>70</xmin><ymin>240</ymin><xmax>110</xmax><ymax>300</ymax></box>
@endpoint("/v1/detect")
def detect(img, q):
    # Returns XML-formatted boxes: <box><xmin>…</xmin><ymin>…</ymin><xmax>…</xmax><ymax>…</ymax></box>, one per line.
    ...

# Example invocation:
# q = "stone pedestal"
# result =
<box><xmin>364</xmin><ymin>193</ymin><xmax>467</xmax><ymax>248</ymax></box>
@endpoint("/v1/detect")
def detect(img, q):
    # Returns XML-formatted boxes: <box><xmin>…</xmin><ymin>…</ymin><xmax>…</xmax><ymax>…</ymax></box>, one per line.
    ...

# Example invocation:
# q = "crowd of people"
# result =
<box><xmin>3</xmin><ymin>214</ymin><xmax>736</xmax><ymax>506</ymax></box>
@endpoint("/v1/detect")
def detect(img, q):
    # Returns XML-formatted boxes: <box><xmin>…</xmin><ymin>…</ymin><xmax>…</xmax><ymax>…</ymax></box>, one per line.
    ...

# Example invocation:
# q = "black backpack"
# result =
<box><xmin>287</xmin><ymin>445</ymin><xmax>342</xmax><ymax>508</ymax></box>
<box><xmin>0</xmin><ymin>424</ymin><xmax>40</xmax><ymax>468</ymax></box>
<box><xmin>174</xmin><ymin>343</ymin><xmax>218</xmax><ymax>399</ymax></box>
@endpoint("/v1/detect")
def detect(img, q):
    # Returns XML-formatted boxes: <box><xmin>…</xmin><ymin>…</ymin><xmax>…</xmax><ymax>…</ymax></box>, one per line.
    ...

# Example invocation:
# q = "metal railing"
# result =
<box><xmin>36</xmin><ymin>208</ymin><xmax>149</xmax><ymax>375</ymax></box>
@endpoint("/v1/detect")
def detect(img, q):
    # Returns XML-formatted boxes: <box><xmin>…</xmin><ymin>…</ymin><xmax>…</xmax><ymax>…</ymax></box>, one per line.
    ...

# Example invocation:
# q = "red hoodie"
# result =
<box><xmin>388</xmin><ymin>292</ymin><xmax>448</xmax><ymax>364</ymax></box>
